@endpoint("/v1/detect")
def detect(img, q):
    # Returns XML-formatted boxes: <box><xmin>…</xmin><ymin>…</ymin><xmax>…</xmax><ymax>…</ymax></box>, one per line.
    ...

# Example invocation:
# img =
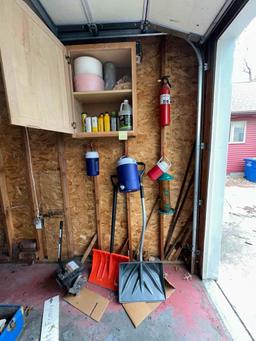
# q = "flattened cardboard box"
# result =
<box><xmin>122</xmin><ymin>278</ymin><xmax>175</xmax><ymax>328</ymax></box>
<box><xmin>64</xmin><ymin>287</ymin><xmax>109</xmax><ymax>322</ymax></box>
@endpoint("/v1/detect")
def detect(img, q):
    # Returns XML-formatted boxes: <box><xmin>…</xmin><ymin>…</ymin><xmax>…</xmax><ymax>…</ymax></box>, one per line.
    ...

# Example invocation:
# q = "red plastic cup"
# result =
<box><xmin>147</xmin><ymin>165</ymin><xmax>163</xmax><ymax>181</ymax></box>
<box><xmin>147</xmin><ymin>158</ymin><xmax>171</xmax><ymax>181</ymax></box>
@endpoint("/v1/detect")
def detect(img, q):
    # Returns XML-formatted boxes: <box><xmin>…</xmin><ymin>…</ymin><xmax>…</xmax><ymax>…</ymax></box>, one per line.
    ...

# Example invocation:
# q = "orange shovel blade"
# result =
<box><xmin>89</xmin><ymin>249</ymin><xmax>129</xmax><ymax>291</ymax></box>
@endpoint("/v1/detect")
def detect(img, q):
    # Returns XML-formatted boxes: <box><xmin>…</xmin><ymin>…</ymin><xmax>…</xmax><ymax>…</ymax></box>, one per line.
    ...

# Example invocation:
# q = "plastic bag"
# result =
<box><xmin>103</xmin><ymin>62</ymin><xmax>116</xmax><ymax>90</ymax></box>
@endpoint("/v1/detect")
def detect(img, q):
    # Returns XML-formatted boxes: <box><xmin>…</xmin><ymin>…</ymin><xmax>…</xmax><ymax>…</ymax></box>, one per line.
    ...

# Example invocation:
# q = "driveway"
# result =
<box><xmin>218</xmin><ymin>176</ymin><xmax>256</xmax><ymax>340</ymax></box>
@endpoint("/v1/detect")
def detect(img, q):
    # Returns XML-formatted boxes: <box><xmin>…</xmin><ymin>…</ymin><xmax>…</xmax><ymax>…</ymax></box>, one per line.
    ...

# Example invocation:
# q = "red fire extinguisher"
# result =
<box><xmin>159</xmin><ymin>76</ymin><xmax>171</xmax><ymax>127</ymax></box>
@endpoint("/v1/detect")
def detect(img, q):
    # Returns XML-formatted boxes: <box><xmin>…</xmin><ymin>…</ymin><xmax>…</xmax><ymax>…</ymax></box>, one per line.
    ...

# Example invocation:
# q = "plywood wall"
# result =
<box><xmin>0</xmin><ymin>36</ymin><xmax>197</xmax><ymax>260</ymax></box>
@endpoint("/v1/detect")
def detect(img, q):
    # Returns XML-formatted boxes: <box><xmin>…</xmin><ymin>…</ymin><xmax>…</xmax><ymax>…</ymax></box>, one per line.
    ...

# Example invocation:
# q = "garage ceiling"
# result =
<box><xmin>38</xmin><ymin>0</ymin><xmax>229</xmax><ymax>36</ymax></box>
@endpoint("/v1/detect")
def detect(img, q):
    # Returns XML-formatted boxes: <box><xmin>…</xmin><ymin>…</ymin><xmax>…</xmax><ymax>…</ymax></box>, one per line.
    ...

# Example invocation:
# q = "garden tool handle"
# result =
<box><xmin>110</xmin><ymin>175</ymin><xmax>118</xmax><ymax>253</ymax></box>
<box><xmin>137</xmin><ymin>163</ymin><xmax>147</xmax><ymax>262</ymax></box>
<box><xmin>137</xmin><ymin>162</ymin><xmax>146</xmax><ymax>177</ymax></box>
<box><xmin>111</xmin><ymin>175</ymin><xmax>119</xmax><ymax>188</ymax></box>
<box><xmin>137</xmin><ymin>162</ymin><xmax>145</xmax><ymax>199</ymax></box>
<box><xmin>58</xmin><ymin>221</ymin><xmax>64</xmax><ymax>264</ymax></box>
<box><xmin>137</xmin><ymin>162</ymin><xmax>145</xmax><ymax>175</ymax></box>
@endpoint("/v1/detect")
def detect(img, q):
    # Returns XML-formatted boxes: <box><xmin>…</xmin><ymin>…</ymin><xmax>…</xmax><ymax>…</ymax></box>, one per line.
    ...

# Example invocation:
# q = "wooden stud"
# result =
<box><xmin>23</xmin><ymin>128</ymin><xmax>44</xmax><ymax>260</ymax></box>
<box><xmin>81</xmin><ymin>233</ymin><xmax>97</xmax><ymax>263</ymax></box>
<box><xmin>93</xmin><ymin>175</ymin><xmax>102</xmax><ymax>250</ymax></box>
<box><xmin>0</xmin><ymin>150</ymin><xmax>14</xmax><ymax>257</ymax></box>
<box><xmin>57</xmin><ymin>133</ymin><xmax>74</xmax><ymax>258</ymax></box>
<box><xmin>159</xmin><ymin>36</ymin><xmax>168</xmax><ymax>260</ymax></box>
<box><xmin>88</xmin><ymin>142</ymin><xmax>102</xmax><ymax>250</ymax></box>
<box><xmin>159</xmin><ymin>214</ymin><xmax>165</xmax><ymax>260</ymax></box>
<box><xmin>124</xmin><ymin>140</ymin><xmax>129</xmax><ymax>155</ymax></box>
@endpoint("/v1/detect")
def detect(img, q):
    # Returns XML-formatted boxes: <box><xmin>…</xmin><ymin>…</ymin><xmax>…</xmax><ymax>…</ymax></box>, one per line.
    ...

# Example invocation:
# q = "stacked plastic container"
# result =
<box><xmin>74</xmin><ymin>56</ymin><xmax>104</xmax><ymax>91</ymax></box>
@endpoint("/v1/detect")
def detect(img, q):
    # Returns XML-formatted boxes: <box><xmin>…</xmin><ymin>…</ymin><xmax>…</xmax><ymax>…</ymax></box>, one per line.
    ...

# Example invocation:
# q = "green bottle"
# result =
<box><xmin>81</xmin><ymin>112</ymin><xmax>87</xmax><ymax>132</ymax></box>
<box><xmin>110</xmin><ymin>111</ymin><xmax>117</xmax><ymax>131</ymax></box>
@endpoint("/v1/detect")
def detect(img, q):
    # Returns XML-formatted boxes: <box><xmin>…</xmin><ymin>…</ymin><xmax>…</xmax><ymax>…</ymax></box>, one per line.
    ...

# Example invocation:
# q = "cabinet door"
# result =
<box><xmin>0</xmin><ymin>0</ymin><xmax>73</xmax><ymax>134</ymax></box>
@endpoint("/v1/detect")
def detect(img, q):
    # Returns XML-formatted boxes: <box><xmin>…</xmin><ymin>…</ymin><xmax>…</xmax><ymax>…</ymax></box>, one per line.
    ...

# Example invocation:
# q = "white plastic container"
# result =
<box><xmin>91</xmin><ymin>117</ymin><xmax>98</xmax><ymax>132</ymax></box>
<box><xmin>86</xmin><ymin>117</ymin><xmax>92</xmax><ymax>132</ymax></box>
<box><xmin>74</xmin><ymin>56</ymin><xmax>103</xmax><ymax>78</ymax></box>
<box><xmin>119</xmin><ymin>99</ymin><xmax>132</xmax><ymax>131</ymax></box>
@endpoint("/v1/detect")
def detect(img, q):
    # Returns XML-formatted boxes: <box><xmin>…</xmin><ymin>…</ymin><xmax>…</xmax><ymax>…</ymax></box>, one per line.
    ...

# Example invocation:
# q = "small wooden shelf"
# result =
<box><xmin>72</xmin><ymin>131</ymin><xmax>136</xmax><ymax>139</ymax></box>
<box><xmin>73</xmin><ymin>89</ymin><xmax>132</xmax><ymax>104</ymax></box>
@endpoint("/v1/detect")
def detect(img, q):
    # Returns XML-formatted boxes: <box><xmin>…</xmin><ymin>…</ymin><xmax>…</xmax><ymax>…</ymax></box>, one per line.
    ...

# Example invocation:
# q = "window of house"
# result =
<box><xmin>229</xmin><ymin>120</ymin><xmax>246</xmax><ymax>143</ymax></box>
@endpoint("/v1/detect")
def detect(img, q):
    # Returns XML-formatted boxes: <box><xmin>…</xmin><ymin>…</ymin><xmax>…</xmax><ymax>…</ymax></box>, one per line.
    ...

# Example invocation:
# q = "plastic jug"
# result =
<box><xmin>117</xmin><ymin>156</ymin><xmax>140</xmax><ymax>192</ymax></box>
<box><xmin>119</xmin><ymin>99</ymin><xmax>132</xmax><ymax>131</ymax></box>
<box><xmin>85</xmin><ymin>151</ymin><xmax>99</xmax><ymax>176</ymax></box>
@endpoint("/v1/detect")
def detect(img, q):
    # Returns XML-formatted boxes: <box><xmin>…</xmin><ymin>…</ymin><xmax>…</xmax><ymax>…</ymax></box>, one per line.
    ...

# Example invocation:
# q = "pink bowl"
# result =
<box><xmin>74</xmin><ymin>73</ymin><xmax>104</xmax><ymax>92</ymax></box>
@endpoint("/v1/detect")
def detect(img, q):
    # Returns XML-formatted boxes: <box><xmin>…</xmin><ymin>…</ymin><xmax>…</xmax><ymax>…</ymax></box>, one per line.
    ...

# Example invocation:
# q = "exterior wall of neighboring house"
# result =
<box><xmin>227</xmin><ymin>113</ymin><xmax>256</xmax><ymax>173</ymax></box>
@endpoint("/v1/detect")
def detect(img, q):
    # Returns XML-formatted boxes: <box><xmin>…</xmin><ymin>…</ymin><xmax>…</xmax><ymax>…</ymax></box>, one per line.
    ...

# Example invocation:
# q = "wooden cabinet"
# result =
<box><xmin>0</xmin><ymin>0</ymin><xmax>73</xmax><ymax>134</ymax></box>
<box><xmin>66</xmin><ymin>43</ymin><xmax>137</xmax><ymax>138</ymax></box>
<box><xmin>0</xmin><ymin>0</ymin><xmax>137</xmax><ymax>138</ymax></box>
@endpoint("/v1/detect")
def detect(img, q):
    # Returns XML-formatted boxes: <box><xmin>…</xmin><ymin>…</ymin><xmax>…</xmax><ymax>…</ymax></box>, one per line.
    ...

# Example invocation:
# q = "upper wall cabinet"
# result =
<box><xmin>66</xmin><ymin>43</ymin><xmax>137</xmax><ymax>138</ymax></box>
<box><xmin>0</xmin><ymin>0</ymin><xmax>137</xmax><ymax>137</ymax></box>
<box><xmin>0</xmin><ymin>0</ymin><xmax>73</xmax><ymax>134</ymax></box>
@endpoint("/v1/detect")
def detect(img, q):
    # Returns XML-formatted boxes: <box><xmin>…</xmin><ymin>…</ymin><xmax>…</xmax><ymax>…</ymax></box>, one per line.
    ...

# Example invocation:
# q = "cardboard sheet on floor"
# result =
<box><xmin>64</xmin><ymin>287</ymin><xmax>109</xmax><ymax>322</ymax></box>
<box><xmin>122</xmin><ymin>278</ymin><xmax>175</xmax><ymax>328</ymax></box>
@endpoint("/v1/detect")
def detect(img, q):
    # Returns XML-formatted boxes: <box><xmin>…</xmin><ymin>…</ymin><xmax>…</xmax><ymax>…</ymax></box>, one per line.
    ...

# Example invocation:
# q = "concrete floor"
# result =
<box><xmin>219</xmin><ymin>176</ymin><xmax>256</xmax><ymax>340</ymax></box>
<box><xmin>0</xmin><ymin>263</ymin><xmax>231</xmax><ymax>341</ymax></box>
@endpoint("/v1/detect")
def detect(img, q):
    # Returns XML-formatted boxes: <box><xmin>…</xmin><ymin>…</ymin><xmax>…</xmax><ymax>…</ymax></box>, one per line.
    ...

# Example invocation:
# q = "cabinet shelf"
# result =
<box><xmin>73</xmin><ymin>89</ymin><xmax>132</xmax><ymax>104</ymax></box>
<box><xmin>72</xmin><ymin>131</ymin><xmax>136</xmax><ymax>139</ymax></box>
<box><xmin>67</xmin><ymin>42</ymin><xmax>137</xmax><ymax>137</ymax></box>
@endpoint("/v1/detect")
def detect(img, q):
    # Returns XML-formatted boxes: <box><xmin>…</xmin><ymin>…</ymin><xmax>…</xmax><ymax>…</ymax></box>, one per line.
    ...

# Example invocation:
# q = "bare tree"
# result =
<box><xmin>243</xmin><ymin>57</ymin><xmax>253</xmax><ymax>81</ymax></box>
<box><xmin>242</xmin><ymin>46</ymin><xmax>256</xmax><ymax>82</ymax></box>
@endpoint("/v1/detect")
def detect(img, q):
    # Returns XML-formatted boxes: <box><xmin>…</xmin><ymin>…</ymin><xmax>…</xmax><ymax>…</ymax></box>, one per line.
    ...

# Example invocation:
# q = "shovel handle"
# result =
<box><xmin>137</xmin><ymin>162</ymin><xmax>145</xmax><ymax>178</ymax></box>
<box><xmin>136</xmin><ymin>163</ymin><xmax>147</xmax><ymax>262</ymax></box>
<box><xmin>111</xmin><ymin>175</ymin><xmax>119</xmax><ymax>188</ymax></box>
<box><xmin>110</xmin><ymin>176</ymin><xmax>118</xmax><ymax>253</ymax></box>
<box><xmin>58</xmin><ymin>221</ymin><xmax>63</xmax><ymax>264</ymax></box>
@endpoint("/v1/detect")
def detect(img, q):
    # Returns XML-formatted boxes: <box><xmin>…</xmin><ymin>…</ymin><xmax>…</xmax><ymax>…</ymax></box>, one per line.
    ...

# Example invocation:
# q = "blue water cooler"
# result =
<box><xmin>117</xmin><ymin>157</ymin><xmax>140</xmax><ymax>192</ymax></box>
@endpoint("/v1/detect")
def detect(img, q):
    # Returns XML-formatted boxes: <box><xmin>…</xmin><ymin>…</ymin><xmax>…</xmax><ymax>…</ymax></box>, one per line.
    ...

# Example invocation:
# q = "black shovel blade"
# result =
<box><xmin>119</xmin><ymin>261</ymin><xmax>166</xmax><ymax>303</ymax></box>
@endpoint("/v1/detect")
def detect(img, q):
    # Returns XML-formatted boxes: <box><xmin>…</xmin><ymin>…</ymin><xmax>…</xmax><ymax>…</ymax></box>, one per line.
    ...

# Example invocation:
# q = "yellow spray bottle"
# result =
<box><xmin>104</xmin><ymin>112</ymin><xmax>110</xmax><ymax>132</ymax></box>
<box><xmin>98</xmin><ymin>114</ymin><xmax>104</xmax><ymax>132</ymax></box>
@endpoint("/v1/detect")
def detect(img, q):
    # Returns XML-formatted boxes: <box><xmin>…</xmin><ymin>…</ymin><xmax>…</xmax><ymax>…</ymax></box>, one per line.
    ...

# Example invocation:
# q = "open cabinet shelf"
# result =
<box><xmin>72</xmin><ymin>131</ymin><xmax>137</xmax><ymax>139</ymax></box>
<box><xmin>73</xmin><ymin>89</ymin><xmax>132</xmax><ymax>104</ymax></box>
<box><xmin>67</xmin><ymin>42</ymin><xmax>137</xmax><ymax>138</ymax></box>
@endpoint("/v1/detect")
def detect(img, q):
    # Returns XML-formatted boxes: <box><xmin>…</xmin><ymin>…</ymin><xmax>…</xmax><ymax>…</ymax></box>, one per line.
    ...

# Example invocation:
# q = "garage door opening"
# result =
<box><xmin>219</xmin><ymin>17</ymin><xmax>256</xmax><ymax>340</ymax></box>
<box><xmin>203</xmin><ymin>2</ymin><xmax>256</xmax><ymax>340</ymax></box>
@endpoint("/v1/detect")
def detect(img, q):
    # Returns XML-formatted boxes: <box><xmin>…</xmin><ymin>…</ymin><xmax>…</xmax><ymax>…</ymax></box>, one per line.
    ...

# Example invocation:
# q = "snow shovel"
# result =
<box><xmin>89</xmin><ymin>175</ymin><xmax>129</xmax><ymax>291</ymax></box>
<box><xmin>119</xmin><ymin>163</ymin><xmax>166</xmax><ymax>303</ymax></box>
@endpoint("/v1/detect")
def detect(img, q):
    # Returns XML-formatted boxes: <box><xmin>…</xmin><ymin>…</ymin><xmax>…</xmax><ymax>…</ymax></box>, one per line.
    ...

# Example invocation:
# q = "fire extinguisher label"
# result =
<box><xmin>160</xmin><ymin>94</ymin><xmax>171</xmax><ymax>104</ymax></box>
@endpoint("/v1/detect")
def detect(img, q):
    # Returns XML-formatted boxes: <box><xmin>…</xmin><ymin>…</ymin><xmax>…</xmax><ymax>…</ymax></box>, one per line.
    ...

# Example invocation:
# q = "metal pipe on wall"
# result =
<box><xmin>185</xmin><ymin>40</ymin><xmax>204</xmax><ymax>275</ymax></box>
